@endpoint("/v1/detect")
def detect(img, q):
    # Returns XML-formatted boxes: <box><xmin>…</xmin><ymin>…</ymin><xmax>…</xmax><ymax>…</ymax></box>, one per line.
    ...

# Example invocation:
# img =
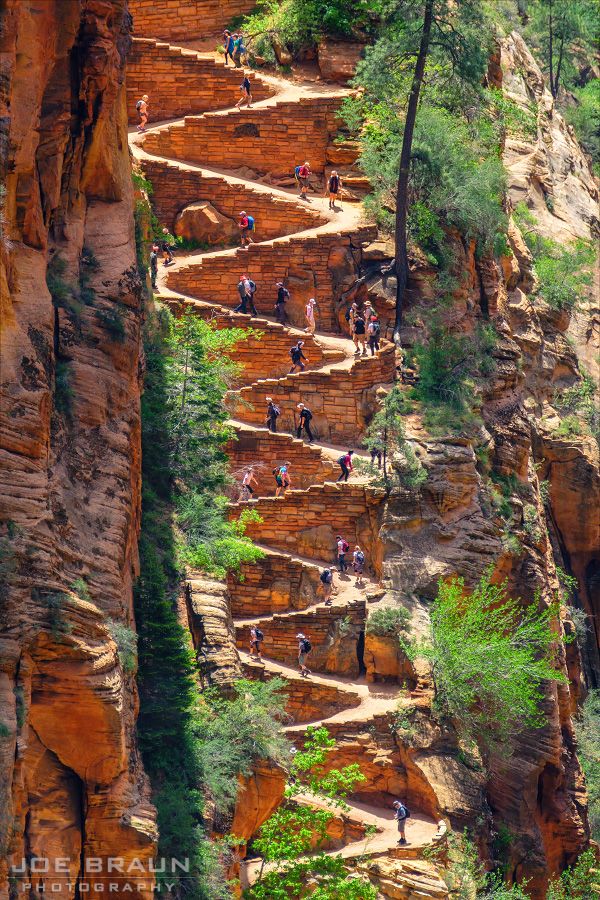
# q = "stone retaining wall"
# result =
<box><xmin>129</xmin><ymin>0</ymin><xmax>257</xmax><ymax>42</ymax></box>
<box><xmin>228</xmin><ymin>550</ymin><xmax>323</xmax><ymax>617</ymax></box>
<box><xmin>166</xmin><ymin>225</ymin><xmax>377</xmax><ymax>332</ymax></box>
<box><xmin>127</xmin><ymin>38</ymin><xmax>273</xmax><ymax>125</ymax></box>
<box><xmin>242</xmin><ymin>662</ymin><xmax>362</xmax><ymax>724</ymax></box>
<box><xmin>142</xmin><ymin>96</ymin><xmax>346</xmax><ymax>175</ymax></box>
<box><xmin>227</xmin><ymin>345</ymin><xmax>396</xmax><ymax>444</ymax></box>
<box><xmin>235</xmin><ymin>600</ymin><xmax>366</xmax><ymax>675</ymax></box>
<box><xmin>140</xmin><ymin>157</ymin><xmax>323</xmax><ymax>237</ymax></box>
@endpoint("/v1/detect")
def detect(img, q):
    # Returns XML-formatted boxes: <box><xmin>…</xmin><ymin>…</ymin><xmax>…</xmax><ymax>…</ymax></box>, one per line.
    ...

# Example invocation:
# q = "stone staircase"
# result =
<box><xmin>127</xmin><ymin>29</ymin><xmax>441</xmax><ymax>892</ymax></box>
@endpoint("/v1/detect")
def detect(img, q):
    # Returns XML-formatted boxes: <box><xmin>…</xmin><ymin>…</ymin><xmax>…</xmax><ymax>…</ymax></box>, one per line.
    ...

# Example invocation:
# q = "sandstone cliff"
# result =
<box><xmin>0</xmin><ymin>2</ymin><xmax>155</xmax><ymax>895</ymax></box>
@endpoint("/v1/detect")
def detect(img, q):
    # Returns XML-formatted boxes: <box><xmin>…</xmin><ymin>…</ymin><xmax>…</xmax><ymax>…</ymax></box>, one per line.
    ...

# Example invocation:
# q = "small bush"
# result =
<box><xmin>554</xmin><ymin>374</ymin><xmax>599</xmax><ymax>444</ymax></box>
<box><xmin>0</xmin><ymin>723</ymin><xmax>10</xmax><ymax>739</ymax></box>
<box><xmin>574</xmin><ymin>692</ymin><xmax>600</xmax><ymax>842</ymax></box>
<box><xmin>366</xmin><ymin>605</ymin><xmax>411</xmax><ymax>637</ymax></box>
<box><xmin>107</xmin><ymin>620</ymin><xmax>138</xmax><ymax>673</ymax></box>
<box><xmin>547</xmin><ymin>848</ymin><xmax>599</xmax><ymax>900</ymax></box>
<box><xmin>54</xmin><ymin>360</ymin><xmax>74</xmax><ymax>418</ymax></box>
<box><xmin>554</xmin><ymin>415</ymin><xmax>583</xmax><ymax>438</ymax></box>
<box><xmin>71</xmin><ymin>577</ymin><xmax>91</xmax><ymax>602</ymax></box>
<box><xmin>36</xmin><ymin>590</ymin><xmax>72</xmax><ymax>641</ymax></box>
<box><xmin>523</xmin><ymin>504</ymin><xmax>543</xmax><ymax>542</ymax></box>
<box><xmin>564</xmin><ymin>81</ymin><xmax>600</xmax><ymax>175</ymax></box>
<box><xmin>47</xmin><ymin>254</ymin><xmax>84</xmax><ymax>322</ymax></box>
<box><xmin>96</xmin><ymin>307</ymin><xmax>127</xmax><ymax>342</ymax></box>
<box><xmin>0</xmin><ymin>537</ymin><xmax>17</xmax><ymax>605</ymax></box>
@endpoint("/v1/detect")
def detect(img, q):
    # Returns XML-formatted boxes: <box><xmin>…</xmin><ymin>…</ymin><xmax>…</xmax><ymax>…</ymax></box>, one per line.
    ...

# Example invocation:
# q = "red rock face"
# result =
<box><xmin>0</xmin><ymin>2</ymin><xmax>156</xmax><ymax>896</ymax></box>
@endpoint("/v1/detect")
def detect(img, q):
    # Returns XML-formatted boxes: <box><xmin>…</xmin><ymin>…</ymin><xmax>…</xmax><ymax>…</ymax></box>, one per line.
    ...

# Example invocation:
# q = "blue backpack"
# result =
<box><xmin>246</xmin><ymin>215</ymin><xmax>255</xmax><ymax>231</ymax></box>
<box><xmin>294</xmin><ymin>165</ymin><xmax>301</xmax><ymax>180</ymax></box>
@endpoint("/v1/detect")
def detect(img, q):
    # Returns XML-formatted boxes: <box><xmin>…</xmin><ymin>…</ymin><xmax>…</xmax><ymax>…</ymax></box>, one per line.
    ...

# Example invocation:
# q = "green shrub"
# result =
<box><xmin>420</xmin><ymin>571</ymin><xmax>566</xmax><ymax>754</ymax></box>
<box><xmin>70</xmin><ymin>577</ymin><xmax>91</xmax><ymax>602</ymax></box>
<box><xmin>54</xmin><ymin>360</ymin><xmax>74</xmax><ymax>418</ymax></box>
<box><xmin>522</xmin><ymin>503</ymin><xmax>543</xmax><ymax>542</ymax></box>
<box><xmin>366</xmin><ymin>605</ymin><xmax>411</xmax><ymax>637</ymax></box>
<box><xmin>35</xmin><ymin>590</ymin><xmax>72</xmax><ymax>641</ymax></box>
<box><xmin>554</xmin><ymin>415</ymin><xmax>583</xmax><ymax>438</ymax></box>
<box><xmin>547</xmin><ymin>848</ymin><xmax>599</xmax><ymax>900</ymax></box>
<box><xmin>565</xmin><ymin>81</ymin><xmax>600</xmax><ymax>175</ymax></box>
<box><xmin>574</xmin><ymin>692</ymin><xmax>600</xmax><ymax>842</ymax></box>
<box><xmin>554</xmin><ymin>374</ymin><xmax>599</xmax><ymax>444</ymax></box>
<box><xmin>107</xmin><ymin>620</ymin><xmax>138</xmax><ymax>673</ymax></box>
<box><xmin>96</xmin><ymin>307</ymin><xmax>127</xmax><ymax>342</ymax></box>
<box><xmin>0</xmin><ymin>537</ymin><xmax>17</xmax><ymax>605</ymax></box>
<box><xmin>0</xmin><ymin>723</ymin><xmax>10</xmax><ymax>739</ymax></box>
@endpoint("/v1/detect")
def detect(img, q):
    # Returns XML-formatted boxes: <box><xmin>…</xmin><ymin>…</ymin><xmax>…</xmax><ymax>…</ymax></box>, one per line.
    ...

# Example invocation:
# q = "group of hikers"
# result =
<box><xmin>239</xmin><ymin>446</ymin><xmax>355</xmax><ymax>503</ymax></box>
<box><xmin>222</xmin><ymin>29</ymin><xmax>247</xmax><ymax>67</ymax></box>
<box><xmin>346</xmin><ymin>300</ymin><xmax>381</xmax><ymax>356</ymax></box>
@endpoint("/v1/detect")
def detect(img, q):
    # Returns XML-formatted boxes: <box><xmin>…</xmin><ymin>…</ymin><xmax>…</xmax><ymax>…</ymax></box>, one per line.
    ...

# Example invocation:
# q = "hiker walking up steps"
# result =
<box><xmin>337</xmin><ymin>450</ymin><xmax>354</xmax><ymax>483</ymax></box>
<box><xmin>235</xmin><ymin>273</ymin><xmax>250</xmax><ymax>313</ymax></box>
<box><xmin>296</xmin><ymin>403</ymin><xmax>314</xmax><ymax>443</ymax></box>
<box><xmin>273</xmin><ymin>462</ymin><xmax>291</xmax><ymax>497</ymax></box>
<box><xmin>240</xmin><ymin>467</ymin><xmax>257</xmax><ymax>501</ymax></box>
<box><xmin>250</xmin><ymin>625</ymin><xmax>264</xmax><ymax>662</ymax></box>
<box><xmin>305</xmin><ymin>298</ymin><xmax>316</xmax><ymax>334</ymax></box>
<box><xmin>325</xmin><ymin>170</ymin><xmax>342</xmax><ymax>209</ymax></box>
<box><xmin>136</xmin><ymin>94</ymin><xmax>149</xmax><ymax>132</ymax></box>
<box><xmin>161</xmin><ymin>228</ymin><xmax>174</xmax><ymax>266</ymax></box>
<box><xmin>336</xmin><ymin>535</ymin><xmax>349</xmax><ymax>573</ymax></box>
<box><xmin>353</xmin><ymin>546</ymin><xmax>365</xmax><ymax>587</ymax></box>
<box><xmin>238</xmin><ymin>211</ymin><xmax>255</xmax><ymax>246</ymax></box>
<box><xmin>297</xmin><ymin>633</ymin><xmax>312</xmax><ymax>677</ymax></box>
<box><xmin>266</xmin><ymin>397</ymin><xmax>280</xmax><ymax>432</ymax></box>
<box><xmin>289</xmin><ymin>340</ymin><xmax>308</xmax><ymax>373</ymax></box>
<box><xmin>236</xmin><ymin>74</ymin><xmax>253</xmax><ymax>108</ymax></box>
<box><xmin>392</xmin><ymin>800</ymin><xmax>410</xmax><ymax>845</ymax></box>
<box><xmin>296</xmin><ymin>161</ymin><xmax>311</xmax><ymax>199</ymax></box>
<box><xmin>275</xmin><ymin>282</ymin><xmax>289</xmax><ymax>324</ymax></box>
<box><xmin>320</xmin><ymin>567</ymin><xmax>334</xmax><ymax>605</ymax></box>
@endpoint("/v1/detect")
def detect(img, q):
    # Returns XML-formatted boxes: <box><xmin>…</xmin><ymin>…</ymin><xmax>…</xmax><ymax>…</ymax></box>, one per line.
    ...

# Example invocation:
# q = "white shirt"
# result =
<box><xmin>337</xmin><ymin>539</ymin><xmax>345</xmax><ymax>555</ymax></box>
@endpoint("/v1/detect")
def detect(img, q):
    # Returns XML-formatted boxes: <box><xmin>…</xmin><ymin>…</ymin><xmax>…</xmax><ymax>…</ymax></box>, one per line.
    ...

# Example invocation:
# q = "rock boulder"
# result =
<box><xmin>317</xmin><ymin>39</ymin><xmax>364</xmax><ymax>83</ymax></box>
<box><xmin>174</xmin><ymin>201</ymin><xmax>238</xmax><ymax>246</ymax></box>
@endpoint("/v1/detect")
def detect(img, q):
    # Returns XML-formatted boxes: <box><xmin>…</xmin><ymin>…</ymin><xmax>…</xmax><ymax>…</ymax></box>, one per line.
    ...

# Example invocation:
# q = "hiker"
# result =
<box><xmin>325</xmin><ymin>170</ymin><xmax>342</xmax><ymax>209</ymax></box>
<box><xmin>392</xmin><ymin>800</ymin><xmax>410</xmax><ymax>845</ymax></box>
<box><xmin>353</xmin><ymin>312</ymin><xmax>367</xmax><ymax>355</ymax></box>
<box><xmin>296</xmin><ymin>403</ymin><xmax>314</xmax><ymax>443</ymax></box>
<box><xmin>236</xmin><ymin>74</ymin><xmax>253</xmax><ymax>108</ymax></box>
<box><xmin>247</xmin><ymin>275</ymin><xmax>258</xmax><ymax>315</ymax></box>
<box><xmin>241</xmin><ymin>467</ymin><xmax>258</xmax><ymax>501</ymax></box>
<box><xmin>266</xmin><ymin>396</ymin><xmax>280</xmax><ymax>432</ymax></box>
<box><xmin>275</xmin><ymin>462</ymin><xmax>292</xmax><ymax>496</ymax></box>
<box><xmin>367</xmin><ymin>315</ymin><xmax>381</xmax><ymax>355</ymax></box>
<box><xmin>337</xmin><ymin>450</ymin><xmax>354</xmax><ymax>483</ymax></box>
<box><xmin>275</xmin><ymin>282</ymin><xmax>289</xmax><ymax>324</ymax></box>
<box><xmin>297</xmin><ymin>632</ymin><xmax>312</xmax><ymax>677</ymax></box>
<box><xmin>249</xmin><ymin>624</ymin><xmax>264</xmax><ymax>661</ymax></box>
<box><xmin>320</xmin><ymin>567</ymin><xmax>334</xmax><ymax>605</ymax></box>
<box><xmin>370</xmin><ymin>446</ymin><xmax>383</xmax><ymax>469</ymax></box>
<box><xmin>238</xmin><ymin>211</ymin><xmax>255</xmax><ymax>246</ymax></box>
<box><xmin>305</xmin><ymin>298</ymin><xmax>316</xmax><ymax>334</ymax></box>
<box><xmin>289</xmin><ymin>340</ymin><xmax>308</xmax><ymax>373</ymax></box>
<box><xmin>161</xmin><ymin>228</ymin><xmax>175</xmax><ymax>266</ymax></box>
<box><xmin>296</xmin><ymin>161</ymin><xmax>311</xmax><ymax>199</ymax></box>
<box><xmin>336</xmin><ymin>535</ymin><xmax>349</xmax><ymax>573</ymax></box>
<box><xmin>235</xmin><ymin>273</ymin><xmax>249</xmax><ymax>313</ymax></box>
<box><xmin>223</xmin><ymin>30</ymin><xmax>234</xmax><ymax>66</ymax></box>
<box><xmin>363</xmin><ymin>299</ymin><xmax>376</xmax><ymax>319</ymax></box>
<box><xmin>353</xmin><ymin>546</ymin><xmax>365</xmax><ymax>587</ymax></box>
<box><xmin>232</xmin><ymin>33</ymin><xmax>244</xmax><ymax>67</ymax></box>
<box><xmin>149</xmin><ymin>243</ymin><xmax>159</xmax><ymax>289</ymax></box>
<box><xmin>345</xmin><ymin>302</ymin><xmax>358</xmax><ymax>338</ymax></box>
<box><xmin>136</xmin><ymin>94</ymin><xmax>149</xmax><ymax>132</ymax></box>
<box><xmin>273</xmin><ymin>465</ymin><xmax>284</xmax><ymax>497</ymax></box>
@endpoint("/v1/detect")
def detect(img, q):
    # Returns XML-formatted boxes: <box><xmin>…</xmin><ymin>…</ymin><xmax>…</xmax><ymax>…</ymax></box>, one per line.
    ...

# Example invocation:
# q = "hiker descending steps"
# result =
<box><xmin>297</xmin><ymin>633</ymin><xmax>312</xmax><ymax>677</ymax></box>
<box><xmin>266</xmin><ymin>396</ymin><xmax>280</xmax><ymax>432</ymax></box>
<box><xmin>289</xmin><ymin>340</ymin><xmax>308</xmax><ymax>373</ymax></box>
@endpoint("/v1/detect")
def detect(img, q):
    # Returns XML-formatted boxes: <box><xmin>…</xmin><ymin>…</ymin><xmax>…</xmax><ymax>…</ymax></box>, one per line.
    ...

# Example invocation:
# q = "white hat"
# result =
<box><xmin>296</xmin><ymin>633</ymin><xmax>305</xmax><ymax>639</ymax></box>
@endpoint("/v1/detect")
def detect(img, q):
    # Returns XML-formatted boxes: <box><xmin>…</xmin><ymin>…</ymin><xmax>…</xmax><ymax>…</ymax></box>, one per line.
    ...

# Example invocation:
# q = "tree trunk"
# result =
<box><xmin>393</xmin><ymin>0</ymin><xmax>434</xmax><ymax>341</ymax></box>
<box><xmin>553</xmin><ymin>33</ymin><xmax>565</xmax><ymax>97</ymax></box>
<box><xmin>548</xmin><ymin>0</ymin><xmax>554</xmax><ymax>99</ymax></box>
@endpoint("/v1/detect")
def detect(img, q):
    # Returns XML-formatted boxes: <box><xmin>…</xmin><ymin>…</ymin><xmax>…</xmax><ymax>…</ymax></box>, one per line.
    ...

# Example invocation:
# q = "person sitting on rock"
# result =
<box><xmin>392</xmin><ymin>800</ymin><xmax>410</xmax><ymax>845</ymax></box>
<box><xmin>353</xmin><ymin>545</ymin><xmax>365</xmax><ymax>587</ymax></box>
<box><xmin>289</xmin><ymin>340</ymin><xmax>308</xmax><ymax>373</ymax></box>
<box><xmin>320</xmin><ymin>567</ymin><xmax>334</xmax><ymax>605</ymax></box>
<box><xmin>236</xmin><ymin>75</ymin><xmax>253</xmax><ymax>109</ymax></box>
<box><xmin>136</xmin><ymin>94</ymin><xmax>149</xmax><ymax>133</ymax></box>
<box><xmin>238</xmin><ymin>211</ymin><xmax>255</xmax><ymax>246</ymax></box>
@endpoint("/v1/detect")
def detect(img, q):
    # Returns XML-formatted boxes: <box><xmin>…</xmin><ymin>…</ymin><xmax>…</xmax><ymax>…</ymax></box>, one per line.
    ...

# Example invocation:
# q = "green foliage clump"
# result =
<box><xmin>554</xmin><ymin>374</ymin><xmax>599</xmax><ymax>444</ymax></box>
<box><xmin>96</xmin><ymin>307</ymin><xmax>127</xmax><ymax>342</ymax></box>
<box><xmin>70</xmin><ymin>577</ymin><xmax>91</xmax><ymax>602</ymax></box>
<box><xmin>574</xmin><ymin>692</ymin><xmax>600</xmax><ymax>842</ymax></box>
<box><xmin>107</xmin><ymin>620</ymin><xmax>138</xmax><ymax>673</ymax></box>
<box><xmin>411</xmin><ymin>321</ymin><xmax>497</xmax><ymax>435</ymax></box>
<box><xmin>366</xmin><ymin>605</ymin><xmax>411</xmax><ymax>637</ymax></box>
<box><xmin>199</xmin><ymin>679</ymin><xmax>289</xmax><ymax>813</ymax></box>
<box><xmin>246</xmin><ymin>726</ymin><xmax>375</xmax><ymax>900</ymax></box>
<box><xmin>514</xmin><ymin>203</ymin><xmax>595</xmax><ymax>313</ymax></box>
<box><xmin>565</xmin><ymin>81</ymin><xmax>600</xmax><ymax>176</ymax></box>
<box><xmin>54</xmin><ymin>360</ymin><xmax>74</xmax><ymax>419</ymax></box>
<box><xmin>420</xmin><ymin>571</ymin><xmax>565</xmax><ymax>753</ymax></box>
<box><xmin>35</xmin><ymin>590</ymin><xmax>72</xmax><ymax>641</ymax></box>
<box><xmin>46</xmin><ymin>254</ymin><xmax>83</xmax><ymax>322</ymax></box>
<box><xmin>0</xmin><ymin>536</ymin><xmax>17</xmax><ymax>605</ymax></box>
<box><xmin>547</xmin><ymin>848</ymin><xmax>599</xmax><ymax>900</ymax></box>
<box><xmin>365</xmin><ymin>385</ymin><xmax>426</xmax><ymax>491</ymax></box>
<box><xmin>425</xmin><ymin>830</ymin><xmax>531</xmax><ymax>899</ymax></box>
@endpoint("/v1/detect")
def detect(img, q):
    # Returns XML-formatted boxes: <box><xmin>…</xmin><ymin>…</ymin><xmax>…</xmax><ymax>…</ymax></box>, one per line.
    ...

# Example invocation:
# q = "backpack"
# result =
<box><xmin>290</xmin><ymin>346</ymin><xmax>301</xmax><ymax>360</ymax></box>
<box><xmin>247</xmin><ymin>216</ymin><xmax>255</xmax><ymax>231</ymax></box>
<box><xmin>136</xmin><ymin>99</ymin><xmax>143</xmax><ymax>111</ymax></box>
<box><xmin>345</xmin><ymin>308</ymin><xmax>352</xmax><ymax>322</ymax></box>
<box><xmin>338</xmin><ymin>455</ymin><xmax>347</xmax><ymax>466</ymax></box>
<box><xmin>301</xmin><ymin>638</ymin><xmax>312</xmax><ymax>653</ymax></box>
<box><xmin>320</xmin><ymin>570</ymin><xmax>332</xmax><ymax>584</ymax></box>
<box><xmin>294</xmin><ymin>165</ymin><xmax>302</xmax><ymax>179</ymax></box>
<box><xmin>355</xmin><ymin>550</ymin><xmax>365</xmax><ymax>565</ymax></box>
<box><xmin>341</xmin><ymin>540</ymin><xmax>349</xmax><ymax>553</ymax></box>
<box><xmin>254</xmin><ymin>627</ymin><xmax>264</xmax><ymax>641</ymax></box>
<box><xmin>395</xmin><ymin>803</ymin><xmax>410</xmax><ymax>819</ymax></box>
<box><xmin>248</xmin><ymin>279</ymin><xmax>256</xmax><ymax>293</ymax></box>
<box><xmin>371</xmin><ymin>320</ymin><xmax>381</xmax><ymax>335</ymax></box>
<box><xmin>271</xmin><ymin>404</ymin><xmax>280</xmax><ymax>417</ymax></box>
<box><xmin>302</xmin><ymin>408</ymin><xmax>312</xmax><ymax>421</ymax></box>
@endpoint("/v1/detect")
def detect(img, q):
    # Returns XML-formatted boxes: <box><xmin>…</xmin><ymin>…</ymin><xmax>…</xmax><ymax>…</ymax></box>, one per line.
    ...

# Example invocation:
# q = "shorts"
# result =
<box><xmin>299</xmin><ymin>176</ymin><xmax>309</xmax><ymax>187</ymax></box>
<box><xmin>353</xmin><ymin>563</ymin><xmax>363</xmax><ymax>574</ymax></box>
<box><xmin>275</xmin><ymin>476</ymin><xmax>283</xmax><ymax>487</ymax></box>
<box><xmin>298</xmin><ymin>652</ymin><xmax>307</xmax><ymax>666</ymax></box>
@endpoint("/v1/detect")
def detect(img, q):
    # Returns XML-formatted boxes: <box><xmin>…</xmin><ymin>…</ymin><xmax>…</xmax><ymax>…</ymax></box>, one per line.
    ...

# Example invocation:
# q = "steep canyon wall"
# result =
<box><xmin>0</xmin><ymin>1</ymin><xmax>155</xmax><ymax>895</ymax></box>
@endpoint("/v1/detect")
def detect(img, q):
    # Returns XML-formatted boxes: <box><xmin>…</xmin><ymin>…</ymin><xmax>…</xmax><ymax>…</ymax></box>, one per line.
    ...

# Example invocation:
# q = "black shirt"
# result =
<box><xmin>277</xmin><ymin>287</ymin><xmax>289</xmax><ymax>304</ymax></box>
<box><xmin>354</xmin><ymin>317</ymin><xmax>366</xmax><ymax>335</ymax></box>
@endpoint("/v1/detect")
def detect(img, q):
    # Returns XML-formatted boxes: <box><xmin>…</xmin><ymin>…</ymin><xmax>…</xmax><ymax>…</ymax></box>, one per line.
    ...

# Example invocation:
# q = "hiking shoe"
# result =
<box><xmin>399</xmin><ymin>838</ymin><xmax>407</xmax><ymax>845</ymax></box>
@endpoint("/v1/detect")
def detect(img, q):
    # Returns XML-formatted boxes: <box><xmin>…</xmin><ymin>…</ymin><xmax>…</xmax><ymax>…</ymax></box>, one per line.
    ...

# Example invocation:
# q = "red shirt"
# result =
<box><xmin>298</xmin><ymin>165</ymin><xmax>310</xmax><ymax>178</ymax></box>
<box><xmin>239</xmin><ymin>215</ymin><xmax>248</xmax><ymax>228</ymax></box>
